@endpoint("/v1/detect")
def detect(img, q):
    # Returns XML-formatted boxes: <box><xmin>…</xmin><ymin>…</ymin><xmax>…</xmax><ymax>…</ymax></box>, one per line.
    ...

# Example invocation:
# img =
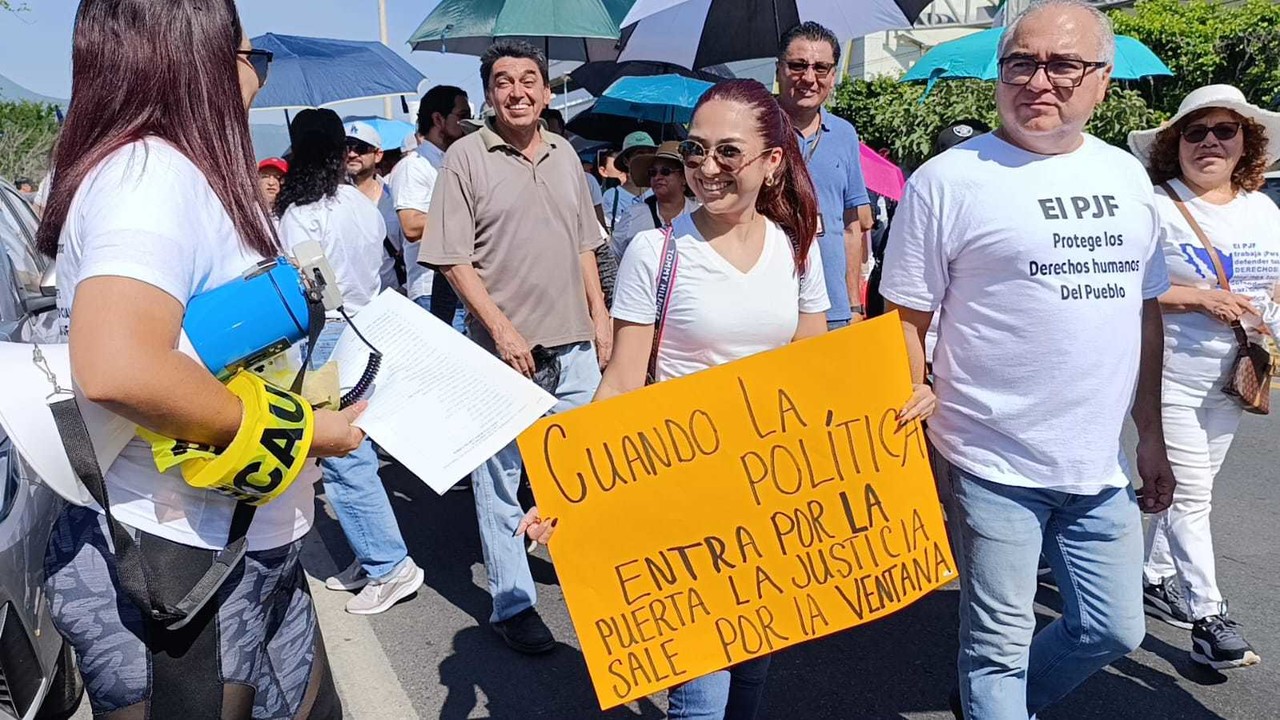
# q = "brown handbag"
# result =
<box><xmin>1162</xmin><ymin>182</ymin><xmax>1272</xmax><ymax>414</ymax></box>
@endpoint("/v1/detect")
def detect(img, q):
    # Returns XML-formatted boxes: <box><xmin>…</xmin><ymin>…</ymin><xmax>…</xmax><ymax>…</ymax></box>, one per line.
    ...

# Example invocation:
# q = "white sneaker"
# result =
<box><xmin>325</xmin><ymin>559</ymin><xmax>368</xmax><ymax>592</ymax></box>
<box><xmin>345</xmin><ymin>558</ymin><xmax>424</xmax><ymax>615</ymax></box>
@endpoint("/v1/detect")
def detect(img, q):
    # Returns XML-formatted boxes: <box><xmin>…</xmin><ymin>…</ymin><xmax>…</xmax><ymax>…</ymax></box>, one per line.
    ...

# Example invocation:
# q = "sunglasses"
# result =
<box><xmin>236</xmin><ymin>49</ymin><xmax>273</xmax><ymax>88</ymax></box>
<box><xmin>647</xmin><ymin>165</ymin><xmax>680</xmax><ymax>179</ymax></box>
<box><xmin>780</xmin><ymin>59</ymin><xmax>836</xmax><ymax>79</ymax></box>
<box><xmin>677</xmin><ymin>140</ymin><xmax>771</xmax><ymax>173</ymax></box>
<box><xmin>1181</xmin><ymin>122</ymin><xmax>1241</xmax><ymax>144</ymax></box>
<box><xmin>346</xmin><ymin>140</ymin><xmax>377</xmax><ymax>155</ymax></box>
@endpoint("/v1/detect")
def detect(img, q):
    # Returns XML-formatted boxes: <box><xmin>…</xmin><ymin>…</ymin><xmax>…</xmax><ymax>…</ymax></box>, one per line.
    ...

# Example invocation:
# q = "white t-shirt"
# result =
<box><xmin>55</xmin><ymin>137</ymin><xmax>313</xmax><ymax>551</ymax></box>
<box><xmin>612</xmin><ymin>196</ymin><xmax>700</xmax><ymax>259</ymax></box>
<box><xmin>881</xmin><ymin>133</ymin><xmax>1170</xmax><ymax>494</ymax></box>
<box><xmin>613</xmin><ymin>214</ymin><xmax>830</xmax><ymax>381</ymax></box>
<box><xmin>1157</xmin><ymin>179</ymin><xmax>1280</xmax><ymax>406</ymax></box>
<box><xmin>279</xmin><ymin>184</ymin><xmax>386</xmax><ymax>315</ymax></box>
<box><xmin>389</xmin><ymin>142</ymin><xmax>444</xmax><ymax>300</ymax></box>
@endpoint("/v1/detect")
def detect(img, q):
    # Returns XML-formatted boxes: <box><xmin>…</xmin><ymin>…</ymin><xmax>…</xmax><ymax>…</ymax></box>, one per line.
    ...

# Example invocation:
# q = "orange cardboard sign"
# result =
<box><xmin>517</xmin><ymin>314</ymin><xmax>957</xmax><ymax>709</ymax></box>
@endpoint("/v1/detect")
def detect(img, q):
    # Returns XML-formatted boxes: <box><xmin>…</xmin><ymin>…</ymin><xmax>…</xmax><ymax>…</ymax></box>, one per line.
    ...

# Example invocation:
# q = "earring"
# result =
<box><xmin>765</xmin><ymin>174</ymin><xmax>776</xmax><ymax>187</ymax></box>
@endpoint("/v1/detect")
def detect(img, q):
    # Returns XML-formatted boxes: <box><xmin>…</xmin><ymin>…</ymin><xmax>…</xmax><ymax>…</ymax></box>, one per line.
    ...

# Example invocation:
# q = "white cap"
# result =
<box><xmin>345</xmin><ymin>121</ymin><xmax>383</xmax><ymax>150</ymax></box>
<box><xmin>401</xmin><ymin>132</ymin><xmax>420</xmax><ymax>153</ymax></box>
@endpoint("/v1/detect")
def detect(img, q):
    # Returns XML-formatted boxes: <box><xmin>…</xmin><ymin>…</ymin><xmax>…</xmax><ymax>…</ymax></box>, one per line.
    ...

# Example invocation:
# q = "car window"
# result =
<box><xmin>0</xmin><ymin>186</ymin><xmax>46</xmax><ymax>300</ymax></box>
<box><xmin>1262</xmin><ymin>176</ymin><xmax>1280</xmax><ymax>210</ymax></box>
<box><xmin>0</xmin><ymin>436</ymin><xmax>15</xmax><ymax>523</ymax></box>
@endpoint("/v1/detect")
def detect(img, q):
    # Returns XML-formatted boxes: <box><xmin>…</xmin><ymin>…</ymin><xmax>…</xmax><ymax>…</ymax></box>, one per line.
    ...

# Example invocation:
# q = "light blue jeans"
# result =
<box><xmin>320</xmin><ymin>438</ymin><xmax>409</xmax><ymax>581</ymax></box>
<box><xmin>948</xmin><ymin>465</ymin><xmax>1146</xmax><ymax>720</ymax></box>
<box><xmin>475</xmin><ymin>342</ymin><xmax>601</xmax><ymax>623</ymax></box>
<box><xmin>414</xmin><ymin>294</ymin><xmax>467</xmax><ymax>334</ymax></box>
<box><xmin>666</xmin><ymin>656</ymin><xmax>771</xmax><ymax>720</ymax></box>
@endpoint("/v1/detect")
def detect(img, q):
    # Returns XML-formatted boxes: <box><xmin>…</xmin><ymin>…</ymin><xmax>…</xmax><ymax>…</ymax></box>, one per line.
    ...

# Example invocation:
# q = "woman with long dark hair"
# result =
<box><xmin>38</xmin><ymin>1</ymin><xmax>361</xmax><ymax>716</ymax></box>
<box><xmin>276</xmin><ymin>109</ymin><xmax>424</xmax><ymax>615</ymax></box>
<box><xmin>521</xmin><ymin>79</ymin><xmax>935</xmax><ymax>719</ymax></box>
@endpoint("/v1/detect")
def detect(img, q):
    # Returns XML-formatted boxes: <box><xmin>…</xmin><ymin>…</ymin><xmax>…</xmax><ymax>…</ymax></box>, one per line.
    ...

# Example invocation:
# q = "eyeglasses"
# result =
<box><xmin>780</xmin><ymin>59</ymin><xmax>836</xmax><ymax>79</ymax></box>
<box><xmin>236</xmin><ymin>49</ymin><xmax>273</xmax><ymax>88</ymax></box>
<box><xmin>997</xmin><ymin>56</ymin><xmax>1108</xmax><ymax>88</ymax></box>
<box><xmin>677</xmin><ymin>140</ymin><xmax>771</xmax><ymax>173</ymax></box>
<box><xmin>647</xmin><ymin>165</ymin><xmax>680</xmax><ymax>179</ymax></box>
<box><xmin>346</xmin><ymin>139</ymin><xmax>377</xmax><ymax>155</ymax></box>
<box><xmin>1181</xmin><ymin>122</ymin><xmax>1241</xmax><ymax>144</ymax></box>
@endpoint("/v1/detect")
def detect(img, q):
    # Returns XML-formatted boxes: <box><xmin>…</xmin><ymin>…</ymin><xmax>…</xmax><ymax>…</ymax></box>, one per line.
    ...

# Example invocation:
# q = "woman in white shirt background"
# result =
<box><xmin>610</xmin><ymin>141</ymin><xmax>701</xmax><ymax>259</ymax></box>
<box><xmin>277</xmin><ymin>108</ymin><xmax>426</xmax><ymax>616</ymax></box>
<box><xmin>521</xmin><ymin>78</ymin><xmax>935</xmax><ymax>719</ymax></box>
<box><xmin>1128</xmin><ymin>84</ymin><xmax>1280</xmax><ymax>670</ymax></box>
<box><xmin>36</xmin><ymin>0</ymin><xmax>364</xmax><ymax>716</ymax></box>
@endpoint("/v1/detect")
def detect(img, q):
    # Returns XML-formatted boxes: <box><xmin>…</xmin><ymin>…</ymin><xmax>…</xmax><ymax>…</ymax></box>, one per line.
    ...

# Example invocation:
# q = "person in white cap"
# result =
<box><xmin>1127</xmin><ymin>84</ymin><xmax>1280</xmax><ymax>670</ymax></box>
<box><xmin>345</xmin><ymin>121</ymin><xmax>409</xmax><ymax>295</ymax></box>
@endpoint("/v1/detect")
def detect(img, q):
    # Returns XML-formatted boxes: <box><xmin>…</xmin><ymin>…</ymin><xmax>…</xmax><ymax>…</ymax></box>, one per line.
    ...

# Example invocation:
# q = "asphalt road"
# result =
<box><xmin>287</xmin><ymin>407</ymin><xmax>1280</xmax><ymax>720</ymax></box>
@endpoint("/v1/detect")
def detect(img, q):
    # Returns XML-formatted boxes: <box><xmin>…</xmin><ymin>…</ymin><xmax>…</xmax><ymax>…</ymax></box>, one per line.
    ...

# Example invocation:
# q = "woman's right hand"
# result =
<box><xmin>1199</xmin><ymin>289</ymin><xmax>1259</xmax><ymax>325</ymax></box>
<box><xmin>309</xmin><ymin>401</ymin><xmax>367</xmax><ymax>457</ymax></box>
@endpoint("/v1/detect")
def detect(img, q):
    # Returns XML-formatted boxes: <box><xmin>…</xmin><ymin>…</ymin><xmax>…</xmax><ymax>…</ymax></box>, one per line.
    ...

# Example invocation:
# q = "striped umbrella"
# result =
<box><xmin>617</xmin><ymin>0</ymin><xmax>932</xmax><ymax>70</ymax></box>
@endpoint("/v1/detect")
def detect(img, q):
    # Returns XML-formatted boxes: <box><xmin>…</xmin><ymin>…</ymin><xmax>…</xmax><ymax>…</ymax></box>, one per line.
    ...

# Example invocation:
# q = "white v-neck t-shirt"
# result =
<box><xmin>612</xmin><ymin>213</ymin><xmax>830</xmax><ymax>382</ymax></box>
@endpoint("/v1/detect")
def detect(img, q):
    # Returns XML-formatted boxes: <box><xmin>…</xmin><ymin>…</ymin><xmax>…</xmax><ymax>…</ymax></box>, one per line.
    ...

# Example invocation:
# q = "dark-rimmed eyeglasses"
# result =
<box><xmin>779</xmin><ymin>59</ymin><xmax>836</xmax><ymax>79</ymax></box>
<box><xmin>346</xmin><ymin>139</ymin><xmax>377</xmax><ymax>156</ymax></box>
<box><xmin>236</xmin><ymin>49</ymin><xmax>273</xmax><ymax>88</ymax></box>
<box><xmin>647</xmin><ymin>165</ymin><xmax>680</xmax><ymax>179</ymax></box>
<box><xmin>997</xmin><ymin>56</ymin><xmax>1108</xmax><ymax>88</ymax></box>
<box><xmin>1181</xmin><ymin>122</ymin><xmax>1241</xmax><ymax>144</ymax></box>
<box><xmin>677</xmin><ymin>140</ymin><xmax>771</xmax><ymax>173</ymax></box>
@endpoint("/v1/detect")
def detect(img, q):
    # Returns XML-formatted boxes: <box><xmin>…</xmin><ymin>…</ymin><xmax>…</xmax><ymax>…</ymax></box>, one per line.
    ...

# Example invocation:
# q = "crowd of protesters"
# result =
<box><xmin>31</xmin><ymin>0</ymin><xmax>1280</xmax><ymax>717</ymax></box>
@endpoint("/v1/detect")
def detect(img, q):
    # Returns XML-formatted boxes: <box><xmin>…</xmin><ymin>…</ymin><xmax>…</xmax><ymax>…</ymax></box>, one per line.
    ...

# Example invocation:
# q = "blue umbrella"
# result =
<box><xmin>251</xmin><ymin>33</ymin><xmax>426</xmax><ymax>110</ymax></box>
<box><xmin>341</xmin><ymin>116</ymin><xmax>416</xmax><ymax>151</ymax></box>
<box><xmin>594</xmin><ymin>74</ymin><xmax>715</xmax><ymax>125</ymax></box>
<box><xmin>902</xmin><ymin>27</ymin><xmax>1173</xmax><ymax>95</ymax></box>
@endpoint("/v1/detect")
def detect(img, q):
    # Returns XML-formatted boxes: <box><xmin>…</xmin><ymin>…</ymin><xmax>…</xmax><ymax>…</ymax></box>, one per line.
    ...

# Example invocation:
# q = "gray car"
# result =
<box><xmin>0</xmin><ymin>178</ymin><xmax>83</xmax><ymax>720</ymax></box>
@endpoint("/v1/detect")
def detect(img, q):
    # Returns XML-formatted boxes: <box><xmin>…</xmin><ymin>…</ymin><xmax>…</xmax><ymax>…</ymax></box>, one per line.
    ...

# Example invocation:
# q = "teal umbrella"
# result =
<box><xmin>594</xmin><ymin>74</ymin><xmax>714</xmax><ymax>124</ymax></box>
<box><xmin>902</xmin><ymin>27</ymin><xmax>1173</xmax><ymax>95</ymax></box>
<box><xmin>408</xmin><ymin>0</ymin><xmax>635</xmax><ymax>62</ymax></box>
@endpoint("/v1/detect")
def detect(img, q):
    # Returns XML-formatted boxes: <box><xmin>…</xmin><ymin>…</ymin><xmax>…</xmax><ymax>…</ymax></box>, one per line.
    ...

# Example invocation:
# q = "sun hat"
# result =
<box><xmin>629</xmin><ymin>141</ymin><xmax>685</xmax><ymax>188</ymax></box>
<box><xmin>257</xmin><ymin>157</ymin><xmax>288</xmax><ymax>174</ymax></box>
<box><xmin>345</xmin><ymin>121</ymin><xmax>383</xmax><ymax>151</ymax></box>
<box><xmin>617</xmin><ymin>131</ymin><xmax>658</xmax><ymax>171</ymax></box>
<box><xmin>1128</xmin><ymin>84</ymin><xmax>1280</xmax><ymax>168</ymax></box>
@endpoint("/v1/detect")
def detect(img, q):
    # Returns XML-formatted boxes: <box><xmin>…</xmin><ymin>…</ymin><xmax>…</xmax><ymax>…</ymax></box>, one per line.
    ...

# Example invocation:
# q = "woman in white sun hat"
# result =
<box><xmin>1128</xmin><ymin>83</ymin><xmax>1280</xmax><ymax>671</ymax></box>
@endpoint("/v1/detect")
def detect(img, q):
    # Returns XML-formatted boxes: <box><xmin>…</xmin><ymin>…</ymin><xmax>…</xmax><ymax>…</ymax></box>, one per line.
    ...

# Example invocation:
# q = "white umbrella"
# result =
<box><xmin>618</xmin><ymin>0</ymin><xmax>932</xmax><ymax>69</ymax></box>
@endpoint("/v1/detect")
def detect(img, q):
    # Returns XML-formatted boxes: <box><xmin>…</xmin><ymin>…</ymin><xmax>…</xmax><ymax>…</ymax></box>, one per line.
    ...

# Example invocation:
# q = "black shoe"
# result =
<box><xmin>493</xmin><ymin>607</ymin><xmax>556</xmax><ymax>655</ymax></box>
<box><xmin>1191</xmin><ymin>614</ymin><xmax>1261</xmax><ymax>669</ymax></box>
<box><xmin>1144</xmin><ymin>576</ymin><xmax>1194</xmax><ymax>630</ymax></box>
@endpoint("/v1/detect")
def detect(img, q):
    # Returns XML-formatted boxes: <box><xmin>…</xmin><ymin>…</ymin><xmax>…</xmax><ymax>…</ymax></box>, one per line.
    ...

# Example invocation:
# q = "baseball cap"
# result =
<box><xmin>257</xmin><ymin>157</ymin><xmax>288</xmax><ymax>174</ymax></box>
<box><xmin>346</xmin><ymin>121</ymin><xmax>383</xmax><ymax>150</ymax></box>
<box><xmin>933</xmin><ymin>119</ymin><xmax>991</xmax><ymax>155</ymax></box>
<box><xmin>401</xmin><ymin>133</ymin><xmax>420</xmax><ymax>153</ymax></box>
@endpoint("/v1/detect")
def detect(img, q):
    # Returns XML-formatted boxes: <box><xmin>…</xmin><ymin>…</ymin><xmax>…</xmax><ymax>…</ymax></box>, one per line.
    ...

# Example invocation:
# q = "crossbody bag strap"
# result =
<box><xmin>647</xmin><ymin>226</ymin><xmax>679</xmax><ymax>384</ymax></box>
<box><xmin>646</xmin><ymin>195</ymin><xmax>662</xmax><ymax>229</ymax></box>
<box><xmin>1160</xmin><ymin>182</ymin><xmax>1249</xmax><ymax>346</ymax></box>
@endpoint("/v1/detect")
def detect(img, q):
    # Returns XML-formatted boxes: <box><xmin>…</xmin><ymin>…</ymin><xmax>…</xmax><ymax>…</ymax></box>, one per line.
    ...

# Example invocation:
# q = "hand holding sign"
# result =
<box><xmin>517</xmin><ymin>314</ymin><xmax>956</xmax><ymax>709</ymax></box>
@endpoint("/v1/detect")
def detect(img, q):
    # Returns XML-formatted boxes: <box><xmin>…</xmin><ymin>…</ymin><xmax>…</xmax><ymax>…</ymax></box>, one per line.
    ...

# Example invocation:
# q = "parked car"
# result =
<box><xmin>0</xmin><ymin>178</ymin><xmax>83</xmax><ymax>720</ymax></box>
<box><xmin>1263</xmin><ymin>170</ymin><xmax>1280</xmax><ymax>209</ymax></box>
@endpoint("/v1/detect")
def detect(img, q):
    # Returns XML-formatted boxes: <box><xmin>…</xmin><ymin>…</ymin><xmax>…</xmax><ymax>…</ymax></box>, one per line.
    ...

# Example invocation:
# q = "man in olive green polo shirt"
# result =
<box><xmin>420</xmin><ymin>39</ymin><xmax>611</xmax><ymax>655</ymax></box>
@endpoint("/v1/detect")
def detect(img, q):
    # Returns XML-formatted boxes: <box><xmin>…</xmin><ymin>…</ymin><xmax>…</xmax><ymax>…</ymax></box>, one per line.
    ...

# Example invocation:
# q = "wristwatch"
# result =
<box><xmin>850</xmin><ymin>304</ymin><xmax>865</xmax><ymax>315</ymax></box>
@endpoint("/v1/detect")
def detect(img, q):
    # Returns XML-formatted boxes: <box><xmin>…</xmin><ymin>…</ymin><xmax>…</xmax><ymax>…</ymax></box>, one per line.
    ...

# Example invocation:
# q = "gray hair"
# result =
<box><xmin>998</xmin><ymin>0</ymin><xmax>1117</xmax><ymax>65</ymax></box>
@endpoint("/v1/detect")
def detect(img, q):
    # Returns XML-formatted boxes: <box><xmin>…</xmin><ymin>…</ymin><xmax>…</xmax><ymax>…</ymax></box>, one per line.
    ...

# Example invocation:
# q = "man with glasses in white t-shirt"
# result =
<box><xmin>881</xmin><ymin>2</ymin><xmax>1176</xmax><ymax>717</ymax></box>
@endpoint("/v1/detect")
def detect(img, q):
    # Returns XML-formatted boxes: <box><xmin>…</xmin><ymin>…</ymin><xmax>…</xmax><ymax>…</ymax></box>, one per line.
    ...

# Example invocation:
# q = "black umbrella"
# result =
<box><xmin>569</xmin><ymin>60</ymin><xmax>729</xmax><ymax>96</ymax></box>
<box><xmin>566</xmin><ymin>100</ymin><xmax>688</xmax><ymax>145</ymax></box>
<box><xmin>617</xmin><ymin>0</ymin><xmax>933</xmax><ymax>69</ymax></box>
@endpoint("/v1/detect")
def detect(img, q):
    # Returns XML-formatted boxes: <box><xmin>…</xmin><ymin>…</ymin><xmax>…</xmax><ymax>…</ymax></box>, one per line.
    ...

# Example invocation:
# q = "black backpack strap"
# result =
<box><xmin>646</xmin><ymin>195</ymin><xmax>662</xmax><ymax>228</ymax></box>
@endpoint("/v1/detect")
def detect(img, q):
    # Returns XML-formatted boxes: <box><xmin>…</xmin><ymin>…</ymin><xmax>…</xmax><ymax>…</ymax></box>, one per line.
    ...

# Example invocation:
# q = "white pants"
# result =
<box><xmin>1143</xmin><ymin>401</ymin><xmax>1241</xmax><ymax>620</ymax></box>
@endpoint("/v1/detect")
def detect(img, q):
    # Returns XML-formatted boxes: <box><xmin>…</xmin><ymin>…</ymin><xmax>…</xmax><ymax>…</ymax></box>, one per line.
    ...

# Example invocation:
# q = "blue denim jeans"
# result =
<box><xmin>826</xmin><ymin>318</ymin><xmax>850</xmax><ymax>331</ymax></box>
<box><xmin>948</xmin><ymin>465</ymin><xmax>1146</xmax><ymax>720</ymax></box>
<box><xmin>474</xmin><ymin>342</ymin><xmax>601</xmax><ymax>623</ymax></box>
<box><xmin>320</xmin><ymin>438</ymin><xmax>409</xmax><ymax>580</ymax></box>
<box><xmin>666</xmin><ymin>656</ymin><xmax>771</xmax><ymax>720</ymax></box>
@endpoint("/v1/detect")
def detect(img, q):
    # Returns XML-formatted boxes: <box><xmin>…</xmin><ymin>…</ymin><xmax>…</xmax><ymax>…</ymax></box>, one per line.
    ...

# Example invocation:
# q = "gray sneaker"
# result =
<box><xmin>325</xmin><ymin>559</ymin><xmax>368</xmax><ymax>592</ymax></box>
<box><xmin>345</xmin><ymin>558</ymin><xmax>424</xmax><ymax>615</ymax></box>
<box><xmin>1144</xmin><ymin>576</ymin><xmax>1194</xmax><ymax>630</ymax></box>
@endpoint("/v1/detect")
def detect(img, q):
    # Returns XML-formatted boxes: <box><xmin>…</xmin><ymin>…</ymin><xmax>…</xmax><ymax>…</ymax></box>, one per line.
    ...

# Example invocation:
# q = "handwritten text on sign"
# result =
<box><xmin>518</xmin><ymin>314</ymin><xmax>956</xmax><ymax>709</ymax></box>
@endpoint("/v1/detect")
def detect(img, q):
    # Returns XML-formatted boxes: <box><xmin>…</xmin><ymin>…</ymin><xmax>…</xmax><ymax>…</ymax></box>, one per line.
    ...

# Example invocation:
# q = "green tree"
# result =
<box><xmin>1109</xmin><ymin>0</ymin><xmax>1280</xmax><ymax>114</ymax></box>
<box><xmin>0</xmin><ymin>100</ymin><xmax>59</xmax><ymax>182</ymax></box>
<box><xmin>829</xmin><ymin>76</ymin><xmax>1164</xmax><ymax>170</ymax></box>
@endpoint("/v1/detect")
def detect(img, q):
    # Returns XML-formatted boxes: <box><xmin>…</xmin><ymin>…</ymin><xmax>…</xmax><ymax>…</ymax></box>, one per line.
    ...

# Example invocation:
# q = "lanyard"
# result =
<box><xmin>802</xmin><ymin>124</ymin><xmax>824</xmax><ymax>164</ymax></box>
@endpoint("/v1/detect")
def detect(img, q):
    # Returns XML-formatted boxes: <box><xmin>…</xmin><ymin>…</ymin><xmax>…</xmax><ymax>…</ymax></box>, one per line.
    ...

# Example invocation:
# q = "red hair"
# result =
<box><xmin>694</xmin><ymin>80</ymin><xmax>820</xmax><ymax>272</ymax></box>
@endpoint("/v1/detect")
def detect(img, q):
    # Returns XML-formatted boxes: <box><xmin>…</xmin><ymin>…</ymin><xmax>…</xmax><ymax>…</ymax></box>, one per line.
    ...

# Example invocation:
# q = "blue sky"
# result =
<box><xmin>0</xmin><ymin>0</ymin><xmax>485</xmax><ymax>123</ymax></box>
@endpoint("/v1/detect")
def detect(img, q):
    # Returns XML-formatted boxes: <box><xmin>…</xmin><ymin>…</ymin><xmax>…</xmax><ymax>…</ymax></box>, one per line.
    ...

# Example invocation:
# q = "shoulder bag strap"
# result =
<box><xmin>1160</xmin><ymin>181</ymin><xmax>1249</xmax><ymax>346</ymax></box>
<box><xmin>646</xmin><ymin>195</ymin><xmax>662</xmax><ymax>229</ymax></box>
<box><xmin>647</xmin><ymin>225</ymin><xmax>679</xmax><ymax>384</ymax></box>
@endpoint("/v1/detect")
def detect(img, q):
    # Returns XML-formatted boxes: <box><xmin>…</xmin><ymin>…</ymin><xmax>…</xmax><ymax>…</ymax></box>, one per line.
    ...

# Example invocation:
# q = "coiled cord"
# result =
<box><xmin>337</xmin><ymin>305</ymin><xmax>383</xmax><ymax>409</ymax></box>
